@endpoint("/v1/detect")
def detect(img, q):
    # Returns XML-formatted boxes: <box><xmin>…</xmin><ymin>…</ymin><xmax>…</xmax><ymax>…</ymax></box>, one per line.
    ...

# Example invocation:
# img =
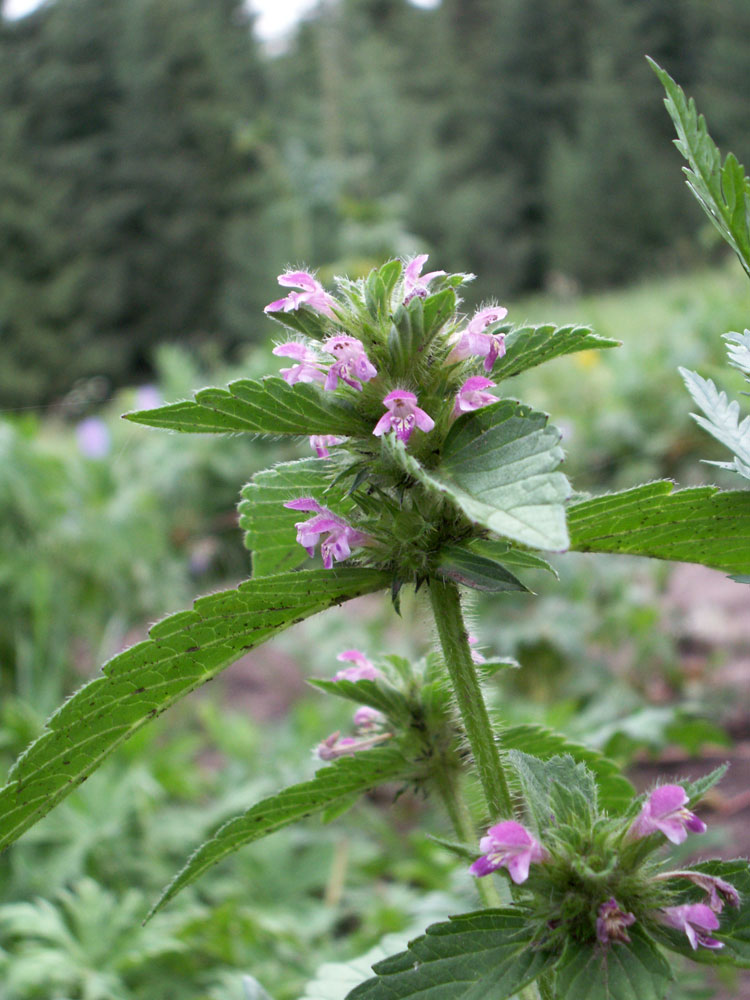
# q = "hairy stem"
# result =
<box><xmin>432</xmin><ymin>764</ymin><xmax>504</xmax><ymax>908</ymax></box>
<box><xmin>429</xmin><ymin>578</ymin><xmax>513</xmax><ymax>820</ymax></box>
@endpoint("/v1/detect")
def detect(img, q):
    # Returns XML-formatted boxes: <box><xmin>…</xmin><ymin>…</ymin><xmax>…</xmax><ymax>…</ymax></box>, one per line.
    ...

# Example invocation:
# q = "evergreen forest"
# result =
<box><xmin>1</xmin><ymin>0</ymin><xmax>750</xmax><ymax>405</ymax></box>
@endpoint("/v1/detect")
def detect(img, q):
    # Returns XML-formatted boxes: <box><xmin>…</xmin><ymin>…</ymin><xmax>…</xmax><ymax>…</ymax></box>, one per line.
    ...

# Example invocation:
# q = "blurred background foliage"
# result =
<box><xmin>2</xmin><ymin>0</ymin><xmax>750</xmax><ymax>405</ymax></box>
<box><xmin>1</xmin><ymin>0</ymin><xmax>750</xmax><ymax>996</ymax></box>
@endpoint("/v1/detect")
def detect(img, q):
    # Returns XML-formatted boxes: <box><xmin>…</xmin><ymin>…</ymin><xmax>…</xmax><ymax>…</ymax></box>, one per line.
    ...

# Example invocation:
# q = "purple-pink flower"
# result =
<box><xmin>654</xmin><ymin>870</ymin><xmax>740</xmax><ymax>914</ymax></box>
<box><xmin>372</xmin><ymin>390</ymin><xmax>435</xmax><ymax>444</ymax></box>
<box><xmin>448</xmin><ymin>306</ymin><xmax>508</xmax><ymax>372</ymax></box>
<box><xmin>334</xmin><ymin>649</ymin><xmax>382</xmax><ymax>681</ymax></box>
<box><xmin>403</xmin><ymin>254</ymin><xmax>446</xmax><ymax>304</ymax></box>
<box><xmin>467</xmin><ymin>635</ymin><xmax>486</xmax><ymax>664</ymax></box>
<box><xmin>322</xmin><ymin>335</ymin><xmax>378</xmax><ymax>391</ymax></box>
<box><xmin>316</xmin><ymin>730</ymin><xmax>390</xmax><ymax>761</ymax></box>
<box><xmin>469</xmin><ymin>821</ymin><xmax>547</xmax><ymax>884</ymax></box>
<box><xmin>596</xmin><ymin>898</ymin><xmax>636</xmax><ymax>946</ymax></box>
<box><xmin>626</xmin><ymin>785</ymin><xmax>707</xmax><ymax>845</ymax></box>
<box><xmin>453</xmin><ymin>376</ymin><xmax>497</xmax><ymax>417</ymax></box>
<box><xmin>310</xmin><ymin>435</ymin><xmax>345</xmax><ymax>458</ymax></box>
<box><xmin>273</xmin><ymin>342</ymin><xmax>327</xmax><ymax>384</ymax></box>
<box><xmin>284</xmin><ymin>498</ymin><xmax>368</xmax><ymax>569</ymax></box>
<box><xmin>353</xmin><ymin>705</ymin><xmax>385</xmax><ymax>730</ymax></box>
<box><xmin>658</xmin><ymin>903</ymin><xmax>724</xmax><ymax>950</ymax></box>
<box><xmin>265</xmin><ymin>270</ymin><xmax>336</xmax><ymax>318</ymax></box>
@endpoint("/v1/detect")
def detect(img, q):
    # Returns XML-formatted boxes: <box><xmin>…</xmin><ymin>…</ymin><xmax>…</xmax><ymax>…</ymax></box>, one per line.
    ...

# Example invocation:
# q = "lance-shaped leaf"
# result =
<box><xmin>345</xmin><ymin>909</ymin><xmax>557</xmax><ymax>1000</ymax></box>
<box><xmin>651</xmin><ymin>859</ymin><xmax>750</xmax><ymax>967</ymax></box>
<box><xmin>500</xmin><ymin>725</ymin><xmax>633</xmax><ymax>815</ymax></box>
<box><xmin>239</xmin><ymin>458</ymin><xmax>353</xmax><ymax>576</ymax></box>
<box><xmin>554</xmin><ymin>929</ymin><xmax>672</xmax><ymax>1000</ymax></box>
<box><xmin>679</xmin><ymin>366</ymin><xmax>750</xmax><ymax>481</ymax></box>
<box><xmin>568</xmin><ymin>482</ymin><xmax>750</xmax><ymax>575</ymax></box>
<box><xmin>437</xmin><ymin>545</ymin><xmax>530</xmax><ymax>593</ymax></box>
<box><xmin>387</xmin><ymin>400</ymin><xmax>571</xmax><ymax>551</ymax></box>
<box><xmin>150</xmin><ymin>746</ymin><xmax>413</xmax><ymax>918</ymax></box>
<box><xmin>124</xmin><ymin>377</ymin><xmax>368</xmax><ymax>436</ymax></box>
<box><xmin>650</xmin><ymin>58</ymin><xmax>750</xmax><ymax>279</ymax></box>
<box><xmin>0</xmin><ymin>568</ymin><xmax>388</xmax><ymax>852</ymax></box>
<box><xmin>491</xmin><ymin>324</ymin><xmax>619</xmax><ymax>381</ymax></box>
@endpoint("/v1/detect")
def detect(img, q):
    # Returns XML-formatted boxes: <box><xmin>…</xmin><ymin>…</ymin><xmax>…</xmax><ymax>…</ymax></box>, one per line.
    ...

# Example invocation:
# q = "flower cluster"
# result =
<box><xmin>283</xmin><ymin>498</ymin><xmax>369</xmax><ymax>569</ymax></box>
<box><xmin>314</xmin><ymin>649</ymin><xmax>388</xmax><ymax>761</ymax></box>
<box><xmin>469</xmin><ymin>784</ymin><xmax>737</xmax><ymax>953</ymax></box>
<box><xmin>264</xmin><ymin>258</ymin><xmax>512</xmax><ymax>572</ymax></box>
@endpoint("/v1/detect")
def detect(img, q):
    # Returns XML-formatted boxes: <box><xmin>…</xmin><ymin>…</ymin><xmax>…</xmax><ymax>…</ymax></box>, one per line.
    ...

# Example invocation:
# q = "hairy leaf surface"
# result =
<box><xmin>492</xmin><ymin>324</ymin><xmax>619</xmax><ymax>381</ymax></box>
<box><xmin>151</xmin><ymin>747</ymin><xmax>412</xmax><ymax>917</ymax></box>
<box><xmin>554</xmin><ymin>930</ymin><xmax>672</xmax><ymax>999</ymax></box>
<box><xmin>387</xmin><ymin>400</ymin><xmax>570</xmax><ymax>551</ymax></box>
<box><xmin>501</xmin><ymin>725</ymin><xmax>633</xmax><ymax>814</ymax></box>
<box><xmin>568</xmin><ymin>481</ymin><xmax>750</xmax><ymax>574</ymax></box>
<box><xmin>0</xmin><ymin>568</ymin><xmax>388</xmax><ymax>851</ymax></box>
<box><xmin>346</xmin><ymin>909</ymin><xmax>557</xmax><ymax>1000</ymax></box>
<box><xmin>124</xmin><ymin>377</ymin><xmax>367</xmax><ymax>436</ymax></box>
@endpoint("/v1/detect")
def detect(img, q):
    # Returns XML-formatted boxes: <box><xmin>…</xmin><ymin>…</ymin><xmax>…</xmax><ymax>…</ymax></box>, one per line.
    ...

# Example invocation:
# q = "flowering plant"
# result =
<box><xmin>0</xmin><ymin>62</ymin><xmax>749</xmax><ymax>1000</ymax></box>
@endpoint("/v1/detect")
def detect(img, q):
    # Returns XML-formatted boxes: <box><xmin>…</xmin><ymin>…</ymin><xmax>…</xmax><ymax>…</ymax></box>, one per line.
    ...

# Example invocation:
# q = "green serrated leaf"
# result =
<box><xmin>387</xmin><ymin>400</ymin><xmax>570</xmax><ymax>551</ymax></box>
<box><xmin>308</xmin><ymin>678</ymin><xmax>412</xmax><ymax>725</ymax></box>
<box><xmin>554</xmin><ymin>929</ymin><xmax>672</xmax><ymax>1000</ymax></box>
<box><xmin>650</xmin><ymin>58</ymin><xmax>750</xmax><ymax>278</ymax></box>
<box><xmin>239</xmin><ymin>459</ymin><xmax>354</xmax><ymax>576</ymax></box>
<box><xmin>345</xmin><ymin>909</ymin><xmax>557</xmax><ymax>1000</ymax></box>
<box><xmin>651</xmin><ymin>859</ymin><xmax>750</xmax><ymax>967</ymax></box>
<box><xmin>0</xmin><ymin>568</ymin><xmax>388</xmax><ymax>852</ymax></box>
<box><xmin>680</xmin><ymin>367</ymin><xmax>750</xmax><ymax>481</ymax></box>
<box><xmin>491</xmin><ymin>324</ymin><xmax>619</xmax><ymax>382</ymax></box>
<box><xmin>507</xmin><ymin>752</ymin><xmax>598</xmax><ymax>833</ymax></box>
<box><xmin>151</xmin><ymin>747</ymin><xmax>412</xmax><ymax>917</ymax></box>
<box><xmin>568</xmin><ymin>481</ymin><xmax>750</xmax><ymax>574</ymax></box>
<box><xmin>124</xmin><ymin>376</ymin><xmax>368</xmax><ymax>436</ymax></box>
<box><xmin>500</xmin><ymin>724</ymin><xmax>634</xmax><ymax>815</ymax></box>
<box><xmin>437</xmin><ymin>545</ymin><xmax>530</xmax><ymax>593</ymax></box>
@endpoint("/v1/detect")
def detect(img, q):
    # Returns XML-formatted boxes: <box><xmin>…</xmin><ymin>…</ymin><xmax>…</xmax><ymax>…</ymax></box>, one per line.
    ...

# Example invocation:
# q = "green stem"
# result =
<box><xmin>432</xmin><ymin>765</ymin><xmax>505</xmax><ymax>909</ymax></box>
<box><xmin>429</xmin><ymin>578</ymin><xmax>513</xmax><ymax>820</ymax></box>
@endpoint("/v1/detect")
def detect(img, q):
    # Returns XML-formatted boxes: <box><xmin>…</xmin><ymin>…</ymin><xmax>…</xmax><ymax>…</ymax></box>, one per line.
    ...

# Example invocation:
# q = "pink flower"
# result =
<box><xmin>334</xmin><ymin>649</ymin><xmax>381</xmax><ymax>681</ymax></box>
<box><xmin>596</xmin><ymin>898</ymin><xmax>636</xmax><ymax>945</ymax></box>
<box><xmin>654</xmin><ymin>870</ymin><xmax>740</xmax><ymax>914</ymax></box>
<box><xmin>316</xmin><ymin>730</ymin><xmax>390</xmax><ymax>761</ymax></box>
<box><xmin>448</xmin><ymin>306</ymin><xmax>508</xmax><ymax>372</ymax></box>
<box><xmin>403</xmin><ymin>254</ymin><xmax>446</xmax><ymax>304</ymax></box>
<box><xmin>284</xmin><ymin>498</ymin><xmax>368</xmax><ymax>569</ymax></box>
<box><xmin>469</xmin><ymin>821</ymin><xmax>547</xmax><ymax>884</ymax></box>
<box><xmin>658</xmin><ymin>903</ymin><xmax>724</xmax><ymax>950</ymax></box>
<box><xmin>626</xmin><ymin>785</ymin><xmax>707</xmax><ymax>845</ymax></box>
<box><xmin>309</xmin><ymin>435</ymin><xmax>345</xmax><ymax>458</ymax></box>
<box><xmin>322</xmin><ymin>335</ymin><xmax>377</xmax><ymax>391</ymax></box>
<box><xmin>453</xmin><ymin>376</ymin><xmax>497</xmax><ymax>417</ymax></box>
<box><xmin>372</xmin><ymin>390</ymin><xmax>434</xmax><ymax>444</ymax></box>
<box><xmin>265</xmin><ymin>270</ymin><xmax>336</xmax><ymax>318</ymax></box>
<box><xmin>353</xmin><ymin>705</ymin><xmax>385</xmax><ymax>730</ymax></box>
<box><xmin>468</xmin><ymin>635</ymin><xmax>486</xmax><ymax>664</ymax></box>
<box><xmin>272</xmin><ymin>342</ymin><xmax>326</xmax><ymax>384</ymax></box>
